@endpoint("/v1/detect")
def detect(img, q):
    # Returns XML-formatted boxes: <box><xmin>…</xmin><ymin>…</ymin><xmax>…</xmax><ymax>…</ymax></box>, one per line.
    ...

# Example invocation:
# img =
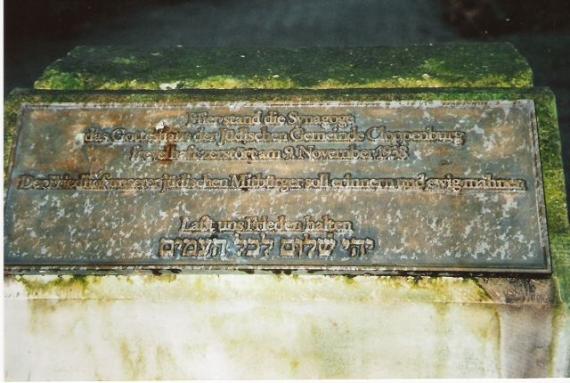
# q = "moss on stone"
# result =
<box><xmin>3</xmin><ymin>95</ymin><xmax>20</xmax><ymax>179</ymax></box>
<box><xmin>533</xmin><ymin>89</ymin><xmax>569</xmax><ymax>235</ymax></box>
<box><xmin>34</xmin><ymin>44</ymin><xmax>533</xmax><ymax>91</ymax></box>
<box><xmin>528</xmin><ymin>89</ymin><xmax>570</xmax><ymax>309</ymax></box>
<box><xmin>5</xmin><ymin>273</ymin><xmax>493</xmax><ymax>306</ymax></box>
<box><xmin>16</xmin><ymin>275</ymin><xmax>91</xmax><ymax>297</ymax></box>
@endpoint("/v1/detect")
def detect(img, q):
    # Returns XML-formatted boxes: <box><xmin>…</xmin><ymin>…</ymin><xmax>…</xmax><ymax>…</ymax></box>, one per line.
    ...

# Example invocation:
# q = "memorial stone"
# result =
<box><xmin>4</xmin><ymin>43</ymin><xmax>570</xmax><ymax>379</ymax></box>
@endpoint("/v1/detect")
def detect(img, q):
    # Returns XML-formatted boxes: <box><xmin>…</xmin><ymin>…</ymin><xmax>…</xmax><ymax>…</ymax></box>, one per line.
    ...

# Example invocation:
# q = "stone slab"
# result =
<box><xmin>4</xmin><ymin>42</ymin><xmax>570</xmax><ymax>379</ymax></box>
<box><xmin>4</xmin><ymin>92</ymin><xmax>552</xmax><ymax>274</ymax></box>
<box><xmin>33</xmin><ymin>43</ymin><xmax>533</xmax><ymax>91</ymax></box>
<box><xmin>4</xmin><ymin>87</ymin><xmax>569</xmax><ymax>380</ymax></box>
<box><xmin>3</xmin><ymin>274</ymin><xmax>562</xmax><ymax>379</ymax></box>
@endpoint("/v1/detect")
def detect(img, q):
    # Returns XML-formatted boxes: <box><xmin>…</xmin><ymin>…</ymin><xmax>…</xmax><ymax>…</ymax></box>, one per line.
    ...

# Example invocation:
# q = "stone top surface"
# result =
<box><xmin>33</xmin><ymin>43</ymin><xmax>533</xmax><ymax>91</ymax></box>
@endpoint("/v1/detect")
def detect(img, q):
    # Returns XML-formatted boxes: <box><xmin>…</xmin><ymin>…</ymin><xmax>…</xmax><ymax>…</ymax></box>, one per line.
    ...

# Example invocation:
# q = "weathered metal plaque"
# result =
<box><xmin>5</xmin><ymin>99</ymin><xmax>550</xmax><ymax>274</ymax></box>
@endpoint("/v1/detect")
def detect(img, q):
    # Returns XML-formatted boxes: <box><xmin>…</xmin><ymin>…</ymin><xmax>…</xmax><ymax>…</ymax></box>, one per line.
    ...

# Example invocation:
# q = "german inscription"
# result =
<box><xmin>5</xmin><ymin>100</ymin><xmax>550</xmax><ymax>273</ymax></box>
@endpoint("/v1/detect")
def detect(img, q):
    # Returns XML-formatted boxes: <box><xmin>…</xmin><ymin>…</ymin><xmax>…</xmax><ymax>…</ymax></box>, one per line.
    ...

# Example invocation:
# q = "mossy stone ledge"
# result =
<box><xmin>34</xmin><ymin>43</ymin><xmax>533</xmax><ymax>91</ymax></box>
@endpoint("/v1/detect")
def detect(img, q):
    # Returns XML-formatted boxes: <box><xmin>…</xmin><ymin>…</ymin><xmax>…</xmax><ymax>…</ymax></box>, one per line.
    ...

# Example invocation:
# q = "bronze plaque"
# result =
<box><xmin>5</xmin><ymin>99</ymin><xmax>550</xmax><ymax>274</ymax></box>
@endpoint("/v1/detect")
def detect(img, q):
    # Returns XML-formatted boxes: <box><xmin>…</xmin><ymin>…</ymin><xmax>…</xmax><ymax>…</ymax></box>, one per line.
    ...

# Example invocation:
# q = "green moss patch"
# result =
<box><xmin>34</xmin><ymin>44</ymin><xmax>532</xmax><ymax>91</ymax></box>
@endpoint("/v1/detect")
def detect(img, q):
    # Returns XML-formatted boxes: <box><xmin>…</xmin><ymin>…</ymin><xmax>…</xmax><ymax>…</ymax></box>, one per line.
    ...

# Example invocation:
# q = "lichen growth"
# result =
<box><xmin>5</xmin><ymin>273</ymin><xmax>492</xmax><ymax>306</ymax></box>
<box><xmin>15</xmin><ymin>275</ymin><xmax>92</xmax><ymax>298</ymax></box>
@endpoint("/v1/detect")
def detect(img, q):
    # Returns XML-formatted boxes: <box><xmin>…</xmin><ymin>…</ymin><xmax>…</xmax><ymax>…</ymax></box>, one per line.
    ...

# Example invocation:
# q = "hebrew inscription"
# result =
<box><xmin>5</xmin><ymin>100</ymin><xmax>550</xmax><ymax>273</ymax></box>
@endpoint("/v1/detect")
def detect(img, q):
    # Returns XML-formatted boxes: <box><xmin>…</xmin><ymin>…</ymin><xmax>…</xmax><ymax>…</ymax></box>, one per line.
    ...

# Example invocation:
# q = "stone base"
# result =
<box><xmin>5</xmin><ymin>274</ymin><xmax>569</xmax><ymax>379</ymax></box>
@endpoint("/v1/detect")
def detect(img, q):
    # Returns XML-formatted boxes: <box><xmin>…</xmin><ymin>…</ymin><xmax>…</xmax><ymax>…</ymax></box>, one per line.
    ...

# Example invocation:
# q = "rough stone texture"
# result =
<box><xmin>33</xmin><ymin>43</ymin><xmax>533</xmax><ymax>90</ymax></box>
<box><xmin>4</xmin><ymin>45</ymin><xmax>569</xmax><ymax>379</ymax></box>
